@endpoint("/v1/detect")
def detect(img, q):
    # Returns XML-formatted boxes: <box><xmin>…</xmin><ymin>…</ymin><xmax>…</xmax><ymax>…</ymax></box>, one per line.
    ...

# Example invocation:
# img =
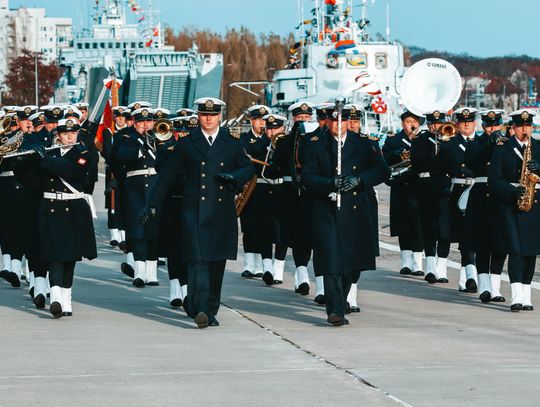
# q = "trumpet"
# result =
<box><xmin>153</xmin><ymin>118</ymin><xmax>173</xmax><ymax>141</ymax></box>
<box><xmin>437</xmin><ymin>121</ymin><xmax>458</xmax><ymax>141</ymax></box>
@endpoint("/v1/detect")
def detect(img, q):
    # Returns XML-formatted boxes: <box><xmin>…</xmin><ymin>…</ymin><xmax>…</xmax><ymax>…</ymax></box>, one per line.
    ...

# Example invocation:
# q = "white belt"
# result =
<box><xmin>510</xmin><ymin>183</ymin><xmax>540</xmax><ymax>190</ymax></box>
<box><xmin>451</xmin><ymin>178</ymin><xmax>474</xmax><ymax>186</ymax></box>
<box><xmin>475</xmin><ymin>177</ymin><xmax>488</xmax><ymax>183</ymax></box>
<box><xmin>418</xmin><ymin>172</ymin><xmax>430</xmax><ymax>178</ymax></box>
<box><xmin>257</xmin><ymin>178</ymin><xmax>283</xmax><ymax>185</ymax></box>
<box><xmin>44</xmin><ymin>192</ymin><xmax>86</xmax><ymax>201</ymax></box>
<box><xmin>0</xmin><ymin>171</ymin><xmax>14</xmax><ymax>177</ymax></box>
<box><xmin>126</xmin><ymin>168</ymin><xmax>157</xmax><ymax>178</ymax></box>
<box><xmin>282</xmin><ymin>176</ymin><xmax>293</xmax><ymax>182</ymax></box>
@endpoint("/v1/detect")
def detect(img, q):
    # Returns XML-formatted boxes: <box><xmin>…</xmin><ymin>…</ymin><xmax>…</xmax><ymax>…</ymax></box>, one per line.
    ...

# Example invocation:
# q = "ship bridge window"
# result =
<box><xmin>139</xmin><ymin>42</ymin><xmax>143</xmax><ymax>48</ymax></box>
<box><xmin>115</xmin><ymin>42</ymin><xmax>120</xmax><ymax>49</ymax></box>
<box><xmin>108</xmin><ymin>42</ymin><xmax>113</xmax><ymax>49</ymax></box>
<box><xmin>85</xmin><ymin>43</ymin><xmax>89</xmax><ymax>49</ymax></box>
<box><xmin>100</xmin><ymin>42</ymin><xmax>105</xmax><ymax>48</ymax></box>
<box><xmin>92</xmin><ymin>43</ymin><xmax>97</xmax><ymax>49</ymax></box>
<box><xmin>375</xmin><ymin>53</ymin><xmax>387</xmax><ymax>69</ymax></box>
<box><xmin>131</xmin><ymin>42</ymin><xmax>136</xmax><ymax>48</ymax></box>
<box><xmin>77</xmin><ymin>43</ymin><xmax>82</xmax><ymax>50</ymax></box>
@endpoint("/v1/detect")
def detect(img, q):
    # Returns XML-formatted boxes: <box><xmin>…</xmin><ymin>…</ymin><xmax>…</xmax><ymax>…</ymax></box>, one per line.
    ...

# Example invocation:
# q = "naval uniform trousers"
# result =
<box><xmin>185</xmin><ymin>260</ymin><xmax>226</xmax><ymax>318</ymax></box>
<box><xmin>49</xmin><ymin>261</ymin><xmax>76</xmax><ymax>288</ymax></box>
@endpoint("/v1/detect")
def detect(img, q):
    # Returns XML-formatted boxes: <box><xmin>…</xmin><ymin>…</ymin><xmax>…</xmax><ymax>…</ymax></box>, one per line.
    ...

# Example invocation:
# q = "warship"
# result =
<box><xmin>269</xmin><ymin>0</ymin><xmax>405</xmax><ymax>135</ymax></box>
<box><xmin>54</xmin><ymin>0</ymin><xmax>223</xmax><ymax>112</ymax></box>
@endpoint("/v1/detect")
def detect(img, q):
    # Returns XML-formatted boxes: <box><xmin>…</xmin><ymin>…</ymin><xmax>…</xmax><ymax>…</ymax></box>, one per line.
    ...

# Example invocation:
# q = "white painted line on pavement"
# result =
<box><xmin>379</xmin><ymin>241</ymin><xmax>540</xmax><ymax>291</ymax></box>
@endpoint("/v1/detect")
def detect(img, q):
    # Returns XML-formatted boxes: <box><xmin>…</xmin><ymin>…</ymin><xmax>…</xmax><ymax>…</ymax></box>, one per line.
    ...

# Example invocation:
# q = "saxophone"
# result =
<box><xmin>517</xmin><ymin>137</ymin><xmax>540</xmax><ymax>212</ymax></box>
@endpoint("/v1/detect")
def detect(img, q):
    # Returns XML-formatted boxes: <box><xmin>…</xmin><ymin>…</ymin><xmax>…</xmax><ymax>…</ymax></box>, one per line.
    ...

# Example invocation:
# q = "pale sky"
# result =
<box><xmin>9</xmin><ymin>0</ymin><xmax>540</xmax><ymax>58</ymax></box>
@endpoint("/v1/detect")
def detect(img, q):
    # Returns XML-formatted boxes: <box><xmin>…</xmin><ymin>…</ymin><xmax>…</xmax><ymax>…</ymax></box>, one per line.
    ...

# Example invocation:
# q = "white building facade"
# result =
<box><xmin>0</xmin><ymin>0</ymin><xmax>72</xmax><ymax>83</ymax></box>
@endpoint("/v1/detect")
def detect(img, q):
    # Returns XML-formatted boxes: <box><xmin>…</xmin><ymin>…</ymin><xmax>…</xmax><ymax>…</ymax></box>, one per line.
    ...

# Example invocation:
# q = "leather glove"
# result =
<box><xmin>527</xmin><ymin>160</ymin><xmax>540</xmax><ymax>176</ymax></box>
<box><xmin>105</xmin><ymin>178</ymin><xmax>119</xmax><ymax>193</ymax></box>
<box><xmin>513</xmin><ymin>185</ymin><xmax>526</xmax><ymax>201</ymax></box>
<box><xmin>139</xmin><ymin>205</ymin><xmax>157</xmax><ymax>225</ymax></box>
<box><xmin>215</xmin><ymin>172</ymin><xmax>237</xmax><ymax>192</ymax></box>
<box><xmin>332</xmin><ymin>175</ymin><xmax>345</xmax><ymax>191</ymax></box>
<box><xmin>32</xmin><ymin>145</ymin><xmax>46</xmax><ymax>159</ymax></box>
<box><xmin>341</xmin><ymin>175</ymin><xmax>363</xmax><ymax>192</ymax></box>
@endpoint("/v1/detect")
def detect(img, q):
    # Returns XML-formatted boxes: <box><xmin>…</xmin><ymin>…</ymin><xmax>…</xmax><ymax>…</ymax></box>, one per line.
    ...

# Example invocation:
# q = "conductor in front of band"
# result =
<box><xmin>141</xmin><ymin>97</ymin><xmax>254</xmax><ymax>328</ymax></box>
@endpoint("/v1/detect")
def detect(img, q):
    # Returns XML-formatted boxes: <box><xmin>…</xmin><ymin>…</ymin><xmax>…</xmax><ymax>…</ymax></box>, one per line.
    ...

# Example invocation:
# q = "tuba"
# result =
<box><xmin>400</xmin><ymin>58</ymin><xmax>462</xmax><ymax>117</ymax></box>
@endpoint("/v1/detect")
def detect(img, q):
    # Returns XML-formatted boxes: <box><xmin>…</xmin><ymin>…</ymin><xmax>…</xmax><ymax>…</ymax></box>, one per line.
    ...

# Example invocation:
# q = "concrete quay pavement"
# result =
<box><xmin>1</xmin><ymin>179</ymin><xmax>540</xmax><ymax>407</ymax></box>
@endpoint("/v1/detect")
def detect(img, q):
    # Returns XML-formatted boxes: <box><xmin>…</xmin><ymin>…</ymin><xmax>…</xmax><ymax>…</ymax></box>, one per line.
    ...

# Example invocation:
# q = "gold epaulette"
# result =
<box><xmin>230</xmin><ymin>131</ymin><xmax>241</xmax><ymax>139</ymax></box>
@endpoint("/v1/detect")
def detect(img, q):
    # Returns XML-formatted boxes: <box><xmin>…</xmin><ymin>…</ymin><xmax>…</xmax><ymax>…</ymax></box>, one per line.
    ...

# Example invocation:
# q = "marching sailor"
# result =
<box><xmin>30</xmin><ymin>119</ymin><xmax>97</xmax><ymax>317</ymax></box>
<box><xmin>488</xmin><ymin>109</ymin><xmax>540</xmax><ymax>311</ymax></box>
<box><xmin>382</xmin><ymin>109</ymin><xmax>425</xmax><ymax>276</ymax></box>
<box><xmin>258</xmin><ymin>113</ymin><xmax>289</xmax><ymax>286</ymax></box>
<box><xmin>143</xmin><ymin>97</ymin><xmax>254</xmax><ymax>328</ymax></box>
<box><xmin>302</xmin><ymin>102</ymin><xmax>390</xmax><ymax>325</ymax></box>
<box><xmin>411</xmin><ymin>110</ymin><xmax>451</xmax><ymax>284</ymax></box>
<box><xmin>113</xmin><ymin>106</ymin><xmax>161</xmax><ymax>287</ymax></box>
<box><xmin>101</xmin><ymin>106</ymin><xmax>128</xmax><ymax>248</ymax></box>
<box><xmin>239</xmin><ymin>105</ymin><xmax>272</xmax><ymax>279</ymax></box>
<box><xmin>462</xmin><ymin>109</ymin><xmax>507</xmax><ymax>302</ymax></box>
<box><xmin>432</xmin><ymin>107</ymin><xmax>478</xmax><ymax>292</ymax></box>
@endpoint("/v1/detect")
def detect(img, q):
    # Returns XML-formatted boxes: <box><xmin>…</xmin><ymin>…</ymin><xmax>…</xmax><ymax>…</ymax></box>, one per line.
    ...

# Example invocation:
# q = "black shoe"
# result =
<box><xmin>50</xmin><ymin>301</ymin><xmax>63</xmax><ymax>319</ymax></box>
<box><xmin>459</xmin><ymin>287</ymin><xmax>471</xmax><ymax>293</ymax></box>
<box><xmin>118</xmin><ymin>241</ymin><xmax>127</xmax><ymax>252</ymax></box>
<box><xmin>170</xmin><ymin>298</ymin><xmax>183</xmax><ymax>308</ymax></box>
<box><xmin>132</xmin><ymin>278</ymin><xmax>145</xmax><ymax>288</ymax></box>
<box><xmin>522</xmin><ymin>305</ymin><xmax>534</xmax><ymax>311</ymax></box>
<box><xmin>273</xmin><ymin>280</ymin><xmax>283</xmax><ymax>285</ymax></box>
<box><xmin>491</xmin><ymin>295</ymin><xmax>506</xmax><ymax>303</ymax></box>
<box><xmin>425</xmin><ymin>273</ymin><xmax>437</xmax><ymax>284</ymax></box>
<box><xmin>399</xmin><ymin>267</ymin><xmax>412</xmax><ymax>275</ymax></box>
<box><xmin>158</xmin><ymin>259</ymin><xmax>166</xmax><ymax>266</ymax></box>
<box><xmin>262</xmin><ymin>271</ymin><xmax>274</xmax><ymax>286</ymax></box>
<box><xmin>121</xmin><ymin>263</ymin><xmax>135</xmax><ymax>278</ymax></box>
<box><xmin>241</xmin><ymin>270</ymin><xmax>255</xmax><ymax>279</ymax></box>
<box><xmin>350</xmin><ymin>305</ymin><xmax>361</xmax><ymax>313</ymax></box>
<box><xmin>194</xmin><ymin>312</ymin><xmax>208</xmax><ymax>329</ymax></box>
<box><xmin>110</xmin><ymin>239</ymin><xmax>119</xmax><ymax>247</ymax></box>
<box><xmin>479</xmin><ymin>291</ymin><xmax>491</xmax><ymax>303</ymax></box>
<box><xmin>510</xmin><ymin>303</ymin><xmax>522</xmax><ymax>312</ymax></box>
<box><xmin>6</xmin><ymin>272</ymin><xmax>20</xmax><ymax>288</ymax></box>
<box><xmin>314</xmin><ymin>294</ymin><xmax>326</xmax><ymax>305</ymax></box>
<box><xmin>253</xmin><ymin>272</ymin><xmax>263</xmax><ymax>278</ymax></box>
<box><xmin>327</xmin><ymin>313</ymin><xmax>347</xmax><ymax>326</ymax></box>
<box><xmin>62</xmin><ymin>312</ymin><xmax>72</xmax><ymax>317</ymax></box>
<box><xmin>345</xmin><ymin>302</ymin><xmax>351</xmax><ymax>314</ymax></box>
<box><xmin>465</xmin><ymin>278</ymin><xmax>477</xmax><ymax>293</ymax></box>
<box><xmin>29</xmin><ymin>287</ymin><xmax>34</xmax><ymax>299</ymax></box>
<box><xmin>33</xmin><ymin>294</ymin><xmax>46</xmax><ymax>309</ymax></box>
<box><xmin>20</xmin><ymin>274</ymin><xmax>26</xmax><ymax>281</ymax></box>
<box><xmin>146</xmin><ymin>281</ymin><xmax>159</xmax><ymax>286</ymax></box>
<box><xmin>411</xmin><ymin>270</ymin><xmax>425</xmax><ymax>276</ymax></box>
<box><xmin>0</xmin><ymin>269</ymin><xmax>7</xmax><ymax>280</ymax></box>
<box><xmin>437</xmin><ymin>278</ymin><xmax>449</xmax><ymax>283</ymax></box>
<box><xmin>208</xmin><ymin>314</ymin><xmax>220</xmax><ymax>327</ymax></box>
<box><xmin>295</xmin><ymin>282</ymin><xmax>310</xmax><ymax>296</ymax></box>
